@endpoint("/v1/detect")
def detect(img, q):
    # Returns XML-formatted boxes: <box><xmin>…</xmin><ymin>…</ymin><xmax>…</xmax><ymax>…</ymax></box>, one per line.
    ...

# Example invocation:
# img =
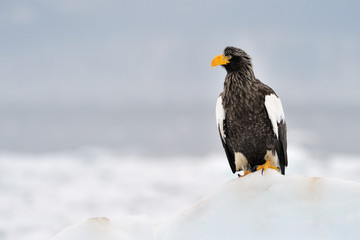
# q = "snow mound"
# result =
<box><xmin>50</xmin><ymin>216</ymin><xmax>153</xmax><ymax>240</ymax></box>
<box><xmin>49</xmin><ymin>170</ymin><xmax>360</xmax><ymax>240</ymax></box>
<box><xmin>156</xmin><ymin>170</ymin><xmax>360</xmax><ymax>240</ymax></box>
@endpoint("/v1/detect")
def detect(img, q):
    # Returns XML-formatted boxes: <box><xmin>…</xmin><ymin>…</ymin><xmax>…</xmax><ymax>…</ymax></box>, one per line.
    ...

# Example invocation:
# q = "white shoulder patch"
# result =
<box><xmin>264</xmin><ymin>94</ymin><xmax>285</xmax><ymax>139</ymax></box>
<box><xmin>216</xmin><ymin>96</ymin><xmax>226</xmax><ymax>140</ymax></box>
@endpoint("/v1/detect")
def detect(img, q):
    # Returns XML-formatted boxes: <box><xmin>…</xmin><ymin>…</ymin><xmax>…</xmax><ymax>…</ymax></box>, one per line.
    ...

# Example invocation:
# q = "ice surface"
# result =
<box><xmin>156</xmin><ymin>170</ymin><xmax>360</xmax><ymax>240</ymax></box>
<box><xmin>50</xmin><ymin>216</ymin><xmax>153</xmax><ymax>240</ymax></box>
<box><xmin>1</xmin><ymin>146</ymin><xmax>360</xmax><ymax>239</ymax></box>
<box><xmin>0</xmin><ymin>149</ymin><xmax>230</xmax><ymax>240</ymax></box>
<box><xmin>49</xmin><ymin>170</ymin><xmax>360</xmax><ymax>240</ymax></box>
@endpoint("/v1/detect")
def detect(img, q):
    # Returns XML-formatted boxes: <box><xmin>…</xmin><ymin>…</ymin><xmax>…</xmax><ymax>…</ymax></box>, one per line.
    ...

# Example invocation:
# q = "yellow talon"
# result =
<box><xmin>256</xmin><ymin>159</ymin><xmax>278</xmax><ymax>173</ymax></box>
<box><xmin>238</xmin><ymin>170</ymin><xmax>252</xmax><ymax>178</ymax></box>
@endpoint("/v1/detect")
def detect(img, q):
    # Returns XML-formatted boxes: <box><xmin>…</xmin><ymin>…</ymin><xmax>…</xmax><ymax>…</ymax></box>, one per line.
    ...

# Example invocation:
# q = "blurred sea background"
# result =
<box><xmin>1</xmin><ymin>0</ymin><xmax>360</xmax><ymax>239</ymax></box>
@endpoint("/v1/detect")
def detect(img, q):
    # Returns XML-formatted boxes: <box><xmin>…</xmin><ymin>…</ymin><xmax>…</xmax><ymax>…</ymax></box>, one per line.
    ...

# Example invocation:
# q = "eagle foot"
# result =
<box><xmin>256</xmin><ymin>159</ymin><xmax>278</xmax><ymax>174</ymax></box>
<box><xmin>238</xmin><ymin>171</ymin><xmax>251</xmax><ymax>178</ymax></box>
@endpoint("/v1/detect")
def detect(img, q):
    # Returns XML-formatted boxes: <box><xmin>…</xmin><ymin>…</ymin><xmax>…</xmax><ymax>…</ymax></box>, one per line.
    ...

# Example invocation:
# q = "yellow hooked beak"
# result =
<box><xmin>211</xmin><ymin>54</ymin><xmax>231</xmax><ymax>68</ymax></box>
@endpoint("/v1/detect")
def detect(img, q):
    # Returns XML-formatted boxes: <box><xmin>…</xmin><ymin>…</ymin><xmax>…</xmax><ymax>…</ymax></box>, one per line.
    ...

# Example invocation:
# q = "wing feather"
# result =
<box><xmin>216</xmin><ymin>95</ymin><xmax>236</xmax><ymax>173</ymax></box>
<box><xmin>265</xmin><ymin>94</ymin><xmax>288</xmax><ymax>174</ymax></box>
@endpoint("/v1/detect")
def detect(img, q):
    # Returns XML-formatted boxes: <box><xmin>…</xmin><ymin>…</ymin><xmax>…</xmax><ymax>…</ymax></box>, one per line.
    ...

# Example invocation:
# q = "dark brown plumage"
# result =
<box><xmin>213</xmin><ymin>47</ymin><xmax>288</xmax><ymax>175</ymax></box>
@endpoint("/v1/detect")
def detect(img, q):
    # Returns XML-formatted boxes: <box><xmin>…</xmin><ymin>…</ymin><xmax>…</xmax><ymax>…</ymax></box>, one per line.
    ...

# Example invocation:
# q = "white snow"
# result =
<box><xmin>156</xmin><ymin>170</ymin><xmax>360</xmax><ymax>240</ymax></box>
<box><xmin>1</xmin><ymin>146</ymin><xmax>360</xmax><ymax>240</ymax></box>
<box><xmin>50</xmin><ymin>216</ymin><xmax>153</xmax><ymax>240</ymax></box>
<box><xmin>0</xmin><ymin>149</ymin><xmax>230</xmax><ymax>240</ymax></box>
<box><xmin>49</xmin><ymin>170</ymin><xmax>360</xmax><ymax>240</ymax></box>
<box><xmin>264</xmin><ymin>94</ymin><xmax>285</xmax><ymax>138</ymax></box>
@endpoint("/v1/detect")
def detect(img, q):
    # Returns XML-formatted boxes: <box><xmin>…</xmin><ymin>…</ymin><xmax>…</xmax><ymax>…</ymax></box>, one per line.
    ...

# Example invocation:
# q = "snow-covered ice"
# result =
<box><xmin>50</xmin><ymin>216</ymin><xmax>153</xmax><ymax>240</ymax></box>
<box><xmin>1</xmin><ymin>146</ymin><xmax>360</xmax><ymax>239</ymax></box>
<box><xmin>157</xmin><ymin>170</ymin><xmax>360</xmax><ymax>240</ymax></box>
<box><xmin>0</xmin><ymin>149</ymin><xmax>230</xmax><ymax>240</ymax></box>
<box><xmin>49</xmin><ymin>170</ymin><xmax>360</xmax><ymax>240</ymax></box>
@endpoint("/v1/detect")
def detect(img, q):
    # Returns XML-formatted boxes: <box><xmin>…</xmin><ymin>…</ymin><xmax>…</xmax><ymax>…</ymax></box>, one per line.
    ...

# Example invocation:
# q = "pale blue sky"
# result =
<box><xmin>1</xmin><ymin>0</ymin><xmax>359</xmax><ymax>154</ymax></box>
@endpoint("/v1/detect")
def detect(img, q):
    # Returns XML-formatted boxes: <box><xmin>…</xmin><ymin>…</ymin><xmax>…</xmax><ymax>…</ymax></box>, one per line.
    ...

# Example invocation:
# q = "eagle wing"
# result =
<box><xmin>216</xmin><ymin>95</ymin><xmax>236</xmax><ymax>173</ymax></box>
<box><xmin>264</xmin><ymin>94</ymin><xmax>288</xmax><ymax>174</ymax></box>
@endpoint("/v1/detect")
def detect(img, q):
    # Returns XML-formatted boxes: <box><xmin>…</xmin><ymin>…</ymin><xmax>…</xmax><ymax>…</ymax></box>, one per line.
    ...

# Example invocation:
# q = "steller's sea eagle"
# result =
<box><xmin>211</xmin><ymin>46</ymin><xmax>288</xmax><ymax>176</ymax></box>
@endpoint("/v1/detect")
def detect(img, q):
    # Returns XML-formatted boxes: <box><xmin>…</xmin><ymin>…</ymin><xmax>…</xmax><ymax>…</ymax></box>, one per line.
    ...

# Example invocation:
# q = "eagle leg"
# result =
<box><xmin>256</xmin><ymin>159</ymin><xmax>278</xmax><ymax>174</ymax></box>
<box><xmin>238</xmin><ymin>171</ymin><xmax>252</xmax><ymax>178</ymax></box>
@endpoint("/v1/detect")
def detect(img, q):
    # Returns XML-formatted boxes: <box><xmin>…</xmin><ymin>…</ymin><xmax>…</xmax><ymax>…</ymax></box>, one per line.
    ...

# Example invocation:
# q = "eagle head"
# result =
<box><xmin>211</xmin><ymin>46</ymin><xmax>253</xmax><ymax>73</ymax></box>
